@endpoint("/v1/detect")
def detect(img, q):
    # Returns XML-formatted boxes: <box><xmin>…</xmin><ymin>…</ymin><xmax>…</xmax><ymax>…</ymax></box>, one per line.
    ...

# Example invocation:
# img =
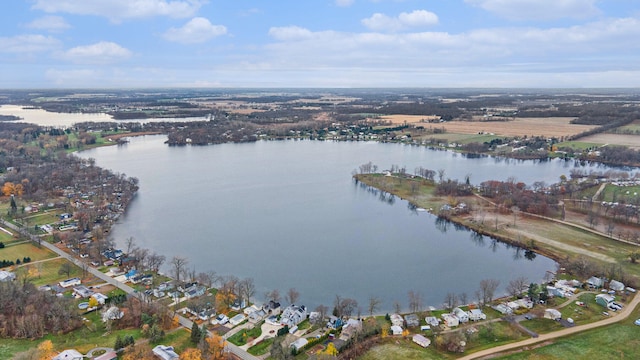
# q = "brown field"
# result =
<box><xmin>382</xmin><ymin>116</ymin><xmax>597</xmax><ymax>138</ymax></box>
<box><xmin>379</xmin><ymin>114</ymin><xmax>441</xmax><ymax>124</ymax></box>
<box><xmin>580</xmin><ymin>133</ymin><xmax>640</xmax><ymax>149</ymax></box>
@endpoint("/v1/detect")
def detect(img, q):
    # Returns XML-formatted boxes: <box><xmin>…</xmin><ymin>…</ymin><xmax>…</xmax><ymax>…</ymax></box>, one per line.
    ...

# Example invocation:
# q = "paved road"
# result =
<box><xmin>458</xmin><ymin>292</ymin><xmax>640</xmax><ymax>360</ymax></box>
<box><xmin>3</xmin><ymin>219</ymin><xmax>259</xmax><ymax>360</ymax></box>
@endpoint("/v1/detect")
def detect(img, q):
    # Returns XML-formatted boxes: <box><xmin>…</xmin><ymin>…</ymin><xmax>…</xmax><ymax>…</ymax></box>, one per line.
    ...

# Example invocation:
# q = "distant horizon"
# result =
<box><xmin>2</xmin><ymin>1</ymin><xmax>640</xmax><ymax>88</ymax></box>
<box><xmin>2</xmin><ymin>87</ymin><xmax>640</xmax><ymax>92</ymax></box>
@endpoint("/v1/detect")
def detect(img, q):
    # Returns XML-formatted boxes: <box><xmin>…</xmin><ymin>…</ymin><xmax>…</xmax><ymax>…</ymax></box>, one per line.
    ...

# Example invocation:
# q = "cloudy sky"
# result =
<box><xmin>1</xmin><ymin>0</ymin><xmax>640</xmax><ymax>88</ymax></box>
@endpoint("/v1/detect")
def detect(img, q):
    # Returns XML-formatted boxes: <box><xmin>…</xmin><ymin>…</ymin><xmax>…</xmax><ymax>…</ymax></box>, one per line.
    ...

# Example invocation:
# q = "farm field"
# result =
<box><xmin>378</xmin><ymin>116</ymin><xmax>596</xmax><ymax>138</ymax></box>
<box><xmin>579</xmin><ymin>133</ymin><xmax>640</xmax><ymax>149</ymax></box>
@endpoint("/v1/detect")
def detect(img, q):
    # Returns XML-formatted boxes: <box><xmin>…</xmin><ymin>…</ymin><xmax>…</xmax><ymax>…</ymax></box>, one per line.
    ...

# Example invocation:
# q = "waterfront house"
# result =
<box><xmin>263</xmin><ymin>300</ymin><xmax>281</xmax><ymax>314</ymax></box>
<box><xmin>280</xmin><ymin>304</ymin><xmax>307</xmax><ymax>327</ymax></box>
<box><xmin>405</xmin><ymin>313</ymin><xmax>420</xmax><ymax>327</ymax></box>
<box><xmin>229</xmin><ymin>313</ymin><xmax>246</xmax><ymax>326</ymax></box>
<box><xmin>453</xmin><ymin>308</ymin><xmax>469</xmax><ymax>323</ymax></box>
<box><xmin>469</xmin><ymin>309</ymin><xmax>486</xmax><ymax>321</ymax></box>
<box><xmin>248</xmin><ymin>309</ymin><xmax>267</xmax><ymax>323</ymax></box>
<box><xmin>442</xmin><ymin>313</ymin><xmax>460</xmax><ymax>327</ymax></box>
<box><xmin>412</xmin><ymin>334</ymin><xmax>431</xmax><ymax>348</ymax></box>
<box><xmin>339</xmin><ymin>319</ymin><xmax>363</xmax><ymax>341</ymax></box>
<box><xmin>184</xmin><ymin>285</ymin><xmax>206</xmax><ymax>299</ymax></box>
<box><xmin>389</xmin><ymin>313</ymin><xmax>404</xmax><ymax>328</ymax></box>
<box><xmin>327</xmin><ymin>316</ymin><xmax>343</xmax><ymax>330</ymax></box>
<box><xmin>231</xmin><ymin>298</ymin><xmax>246</xmax><ymax>311</ymax></box>
<box><xmin>425</xmin><ymin>316</ymin><xmax>439</xmax><ymax>327</ymax></box>
<box><xmin>492</xmin><ymin>303</ymin><xmax>513</xmax><ymax>315</ymax></box>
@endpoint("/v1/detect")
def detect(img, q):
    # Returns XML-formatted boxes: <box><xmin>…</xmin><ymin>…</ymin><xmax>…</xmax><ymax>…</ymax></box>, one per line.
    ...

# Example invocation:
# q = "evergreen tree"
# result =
<box><xmin>190</xmin><ymin>322</ymin><xmax>201</xmax><ymax>344</ymax></box>
<box><xmin>114</xmin><ymin>335</ymin><xmax>123</xmax><ymax>350</ymax></box>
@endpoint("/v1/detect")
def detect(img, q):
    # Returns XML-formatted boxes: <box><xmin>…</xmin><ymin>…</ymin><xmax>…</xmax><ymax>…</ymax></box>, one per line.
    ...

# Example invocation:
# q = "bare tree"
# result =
<box><xmin>444</xmin><ymin>292</ymin><xmax>458</xmax><ymax>311</ymax></box>
<box><xmin>368</xmin><ymin>296</ymin><xmax>381</xmax><ymax>316</ymax></box>
<box><xmin>478</xmin><ymin>278</ymin><xmax>500</xmax><ymax>306</ymax></box>
<box><xmin>314</xmin><ymin>304</ymin><xmax>328</xmax><ymax>325</ymax></box>
<box><xmin>265</xmin><ymin>289</ymin><xmax>281</xmax><ymax>303</ymax></box>
<box><xmin>438</xmin><ymin>169</ymin><xmax>446</xmax><ymax>183</ymax></box>
<box><xmin>393</xmin><ymin>300</ymin><xmax>402</xmax><ymax>314</ymax></box>
<box><xmin>125</xmin><ymin>236</ymin><xmax>136</xmax><ymax>255</ymax></box>
<box><xmin>506</xmin><ymin>276</ymin><xmax>528</xmax><ymax>298</ymax></box>
<box><xmin>197</xmin><ymin>271</ymin><xmax>216</xmax><ymax>289</ymax></box>
<box><xmin>408</xmin><ymin>290</ymin><xmax>423</xmax><ymax>313</ymax></box>
<box><xmin>285</xmin><ymin>288</ymin><xmax>300</xmax><ymax>305</ymax></box>
<box><xmin>458</xmin><ymin>292</ymin><xmax>468</xmax><ymax>306</ymax></box>
<box><xmin>239</xmin><ymin>278</ymin><xmax>256</xmax><ymax>305</ymax></box>
<box><xmin>146</xmin><ymin>252</ymin><xmax>166</xmax><ymax>273</ymax></box>
<box><xmin>58</xmin><ymin>262</ymin><xmax>72</xmax><ymax>278</ymax></box>
<box><xmin>169</xmin><ymin>256</ymin><xmax>188</xmax><ymax>284</ymax></box>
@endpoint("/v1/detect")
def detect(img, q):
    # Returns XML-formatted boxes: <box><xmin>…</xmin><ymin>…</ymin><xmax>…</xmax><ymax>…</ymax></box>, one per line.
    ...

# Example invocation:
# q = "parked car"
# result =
<box><xmin>524</xmin><ymin>314</ymin><xmax>532</xmax><ymax>320</ymax></box>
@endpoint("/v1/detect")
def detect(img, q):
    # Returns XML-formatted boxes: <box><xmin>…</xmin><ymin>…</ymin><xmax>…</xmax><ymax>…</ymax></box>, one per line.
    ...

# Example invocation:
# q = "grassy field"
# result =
<box><xmin>152</xmin><ymin>328</ymin><xmax>192</xmax><ymax>354</ymax></box>
<box><xmin>414</xmin><ymin>132</ymin><xmax>504</xmax><ymax>145</ymax></box>
<box><xmin>555</xmin><ymin>141</ymin><xmax>602</xmax><ymax>150</ymax></box>
<box><xmin>23</xmin><ymin>211</ymin><xmax>63</xmax><ymax>226</ymax></box>
<box><xmin>27</xmin><ymin>257</ymin><xmax>81</xmax><ymax>286</ymax></box>
<box><xmin>248</xmin><ymin>336</ymin><xmax>274</xmax><ymax>356</ymax></box>
<box><xmin>359</xmin><ymin>339</ymin><xmax>449</xmax><ymax>360</ymax></box>
<box><xmin>227</xmin><ymin>324</ymin><xmax>262</xmax><ymax>346</ymax></box>
<box><xmin>495</xmin><ymin>300</ymin><xmax>640</xmax><ymax>359</ymax></box>
<box><xmin>0</xmin><ymin>229</ymin><xmax>17</xmax><ymax>243</ymax></box>
<box><xmin>598</xmin><ymin>184</ymin><xmax>640</xmax><ymax>203</ymax></box>
<box><xmin>0</xmin><ymin>242</ymin><xmax>58</xmax><ymax>263</ymax></box>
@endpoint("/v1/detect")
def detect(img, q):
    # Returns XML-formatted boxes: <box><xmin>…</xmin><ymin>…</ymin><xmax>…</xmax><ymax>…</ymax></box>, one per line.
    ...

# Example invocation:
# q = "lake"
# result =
<box><xmin>78</xmin><ymin>136</ymin><xmax>607</xmax><ymax>312</ymax></box>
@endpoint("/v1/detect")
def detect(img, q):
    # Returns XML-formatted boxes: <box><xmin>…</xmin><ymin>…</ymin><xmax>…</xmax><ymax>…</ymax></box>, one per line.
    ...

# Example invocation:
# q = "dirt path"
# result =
<box><xmin>458</xmin><ymin>292</ymin><xmax>640</xmax><ymax>360</ymax></box>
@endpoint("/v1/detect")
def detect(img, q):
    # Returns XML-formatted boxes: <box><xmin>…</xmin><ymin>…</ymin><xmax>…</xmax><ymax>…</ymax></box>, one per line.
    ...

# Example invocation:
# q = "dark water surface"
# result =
<box><xmin>79</xmin><ymin>136</ymin><xmax>613</xmax><ymax>311</ymax></box>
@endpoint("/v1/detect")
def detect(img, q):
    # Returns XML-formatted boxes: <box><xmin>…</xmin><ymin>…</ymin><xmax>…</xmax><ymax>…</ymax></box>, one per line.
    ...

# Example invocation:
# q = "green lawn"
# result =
<box><xmin>23</xmin><ymin>211</ymin><xmax>62</xmax><ymax>226</ymax></box>
<box><xmin>599</xmin><ymin>184</ymin><xmax>640</xmax><ymax>203</ymax></box>
<box><xmin>556</xmin><ymin>141</ymin><xmax>602</xmax><ymax>150</ymax></box>
<box><xmin>28</xmin><ymin>258</ymin><xmax>82</xmax><ymax>286</ymax></box>
<box><xmin>228</xmin><ymin>322</ymin><xmax>263</xmax><ymax>346</ymax></box>
<box><xmin>496</xmin><ymin>303</ymin><xmax>640</xmax><ymax>359</ymax></box>
<box><xmin>248</xmin><ymin>336</ymin><xmax>275</xmax><ymax>356</ymax></box>
<box><xmin>359</xmin><ymin>339</ymin><xmax>449</xmax><ymax>360</ymax></box>
<box><xmin>152</xmin><ymin>328</ymin><xmax>192</xmax><ymax>353</ymax></box>
<box><xmin>0</xmin><ymin>242</ymin><xmax>57</xmax><ymax>264</ymax></box>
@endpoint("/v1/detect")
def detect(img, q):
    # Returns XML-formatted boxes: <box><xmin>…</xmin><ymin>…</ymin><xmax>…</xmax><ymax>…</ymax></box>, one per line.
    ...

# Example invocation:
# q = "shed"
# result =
<box><xmin>587</xmin><ymin>276</ymin><xmax>604</xmax><ymax>288</ymax></box>
<box><xmin>52</xmin><ymin>349</ymin><xmax>83</xmax><ymax>360</ymax></box>
<box><xmin>290</xmin><ymin>338</ymin><xmax>308</xmax><ymax>351</ymax></box>
<box><xmin>596</xmin><ymin>294</ymin><xmax>615</xmax><ymax>308</ymax></box>
<box><xmin>412</xmin><ymin>334</ymin><xmax>431</xmax><ymax>348</ymax></box>
<box><xmin>0</xmin><ymin>270</ymin><xmax>16</xmax><ymax>282</ymax></box>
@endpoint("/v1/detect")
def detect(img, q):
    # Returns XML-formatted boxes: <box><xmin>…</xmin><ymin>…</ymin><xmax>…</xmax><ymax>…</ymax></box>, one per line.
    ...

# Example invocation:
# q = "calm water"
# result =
<box><xmin>78</xmin><ymin>136</ymin><xmax>606</xmax><ymax>312</ymax></box>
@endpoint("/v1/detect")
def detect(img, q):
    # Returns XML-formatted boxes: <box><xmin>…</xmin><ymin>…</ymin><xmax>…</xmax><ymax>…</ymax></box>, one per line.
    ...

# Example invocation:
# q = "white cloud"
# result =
<box><xmin>45</xmin><ymin>68</ymin><xmax>102</xmax><ymax>86</ymax></box>
<box><xmin>57</xmin><ymin>41</ymin><xmax>132</xmax><ymax>64</ymax></box>
<box><xmin>163</xmin><ymin>17</ymin><xmax>227</xmax><ymax>44</ymax></box>
<box><xmin>335</xmin><ymin>0</ymin><xmax>355</xmax><ymax>7</ymax></box>
<box><xmin>25</xmin><ymin>16</ymin><xmax>71</xmax><ymax>32</ymax></box>
<box><xmin>31</xmin><ymin>0</ymin><xmax>206</xmax><ymax>22</ymax></box>
<box><xmin>362</xmin><ymin>10</ymin><xmax>438</xmax><ymax>32</ymax></box>
<box><xmin>268</xmin><ymin>26</ymin><xmax>314</xmax><ymax>41</ymax></box>
<box><xmin>0</xmin><ymin>34</ymin><xmax>61</xmax><ymax>53</ymax></box>
<box><xmin>465</xmin><ymin>0</ymin><xmax>600</xmax><ymax>21</ymax></box>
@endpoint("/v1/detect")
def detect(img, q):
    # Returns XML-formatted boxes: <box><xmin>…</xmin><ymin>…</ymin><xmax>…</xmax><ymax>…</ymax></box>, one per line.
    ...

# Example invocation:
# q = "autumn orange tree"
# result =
<box><xmin>37</xmin><ymin>340</ymin><xmax>56</xmax><ymax>360</ymax></box>
<box><xmin>2</xmin><ymin>182</ymin><xmax>23</xmax><ymax>196</ymax></box>
<box><xmin>182</xmin><ymin>348</ymin><xmax>203</xmax><ymax>360</ymax></box>
<box><xmin>121</xmin><ymin>343</ymin><xmax>155</xmax><ymax>360</ymax></box>
<box><xmin>199</xmin><ymin>333</ymin><xmax>227</xmax><ymax>360</ymax></box>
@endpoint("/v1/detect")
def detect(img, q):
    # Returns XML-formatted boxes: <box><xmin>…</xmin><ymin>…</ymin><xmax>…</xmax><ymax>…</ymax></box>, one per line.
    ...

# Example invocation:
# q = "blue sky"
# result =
<box><xmin>1</xmin><ymin>0</ymin><xmax>639</xmax><ymax>88</ymax></box>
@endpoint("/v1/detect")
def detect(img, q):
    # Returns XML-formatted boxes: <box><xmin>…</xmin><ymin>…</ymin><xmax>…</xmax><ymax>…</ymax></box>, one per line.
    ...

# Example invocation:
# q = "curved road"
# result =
<box><xmin>2</xmin><ymin>219</ymin><xmax>258</xmax><ymax>360</ymax></box>
<box><xmin>459</xmin><ymin>292</ymin><xmax>640</xmax><ymax>360</ymax></box>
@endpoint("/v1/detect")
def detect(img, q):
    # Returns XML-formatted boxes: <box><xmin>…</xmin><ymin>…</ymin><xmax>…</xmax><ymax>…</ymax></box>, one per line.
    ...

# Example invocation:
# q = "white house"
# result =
<box><xmin>229</xmin><ymin>313</ymin><xmax>246</xmax><ymax>326</ymax></box>
<box><xmin>53</xmin><ymin>349</ymin><xmax>83</xmax><ymax>360</ymax></box>
<box><xmin>390</xmin><ymin>325</ymin><xmax>403</xmax><ymax>335</ymax></box>
<box><xmin>91</xmin><ymin>293</ymin><xmax>109</xmax><ymax>305</ymax></box>
<box><xmin>544</xmin><ymin>309</ymin><xmax>562</xmax><ymax>320</ymax></box>
<box><xmin>442</xmin><ymin>313</ymin><xmax>460</xmax><ymax>327</ymax></box>
<box><xmin>587</xmin><ymin>276</ymin><xmax>604</xmax><ymax>288</ymax></box>
<box><xmin>280</xmin><ymin>304</ymin><xmax>307</xmax><ymax>327</ymax></box>
<box><xmin>453</xmin><ymin>308</ymin><xmax>469</xmax><ymax>323</ymax></box>
<box><xmin>425</xmin><ymin>316</ymin><xmax>439</xmax><ymax>327</ymax></box>
<box><xmin>59</xmin><ymin>277</ymin><xmax>81</xmax><ymax>288</ymax></box>
<box><xmin>389</xmin><ymin>313</ymin><xmax>404</xmax><ymax>328</ymax></box>
<box><xmin>412</xmin><ymin>334</ymin><xmax>431</xmax><ymax>348</ymax></box>
<box><xmin>468</xmin><ymin>309</ymin><xmax>486</xmax><ymax>321</ymax></box>
<box><xmin>152</xmin><ymin>345</ymin><xmax>179</xmax><ymax>360</ymax></box>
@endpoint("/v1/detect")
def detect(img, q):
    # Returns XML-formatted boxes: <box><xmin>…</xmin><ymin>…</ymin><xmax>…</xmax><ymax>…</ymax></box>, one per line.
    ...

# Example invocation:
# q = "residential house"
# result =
<box><xmin>231</xmin><ymin>299</ymin><xmax>246</xmax><ymax>311</ymax></box>
<box><xmin>412</xmin><ymin>334</ymin><xmax>431</xmax><ymax>348</ymax></box>
<box><xmin>327</xmin><ymin>316</ymin><xmax>343</xmax><ymax>330</ymax></box>
<box><xmin>290</xmin><ymin>338</ymin><xmax>308</xmax><ymax>352</ymax></box>
<box><xmin>442</xmin><ymin>313</ymin><xmax>459</xmax><ymax>327</ymax></box>
<box><xmin>425</xmin><ymin>316</ymin><xmax>439</xmax><ymax>327</ymax></box>
<box><xmin>0</xmin><ymin>270</ymin><xmax>16</xmax><ymax>282</ymax></box>
<box><xmin>73</xmin><ymin>285</ymin><xmax>93</xmax><ymax>298</ymax></box>
<box><xmin>52</xmin><ymin>349</ymin><xmax>83</xmax><ymax>360</ymax></box>
<box><xmin>229</xmin><ymin>313</ymin><xmax>246</xmax><ymax>326</ymax></box>
<box><xmin>248</xmin><ymin>309</ymin><xmax>267</xmax><ymax>324</ymax></box>
<box><xmin>404</xmin><ymin>313</ymin><xmax>420</xmax><ymax>327</ymax></box>
<box><xmin>468</xmin><ymin>309</ymin><xmax>486</xmax><ymax>321</ymax></box>
<box><xmin>280</xmin><ymin>304</ymin><xmax>307</xmax><ymax>327</ymax></box>
<box><xmin>339</xmin><ymin>319</ymin><xmax>363</xmax><ymax>341</ymax></box>
<box><xmin>453</xmin><ymin>308</ymin><xmax>469</xmax><ymax>323</ymax></box>
<box><xmin>543</xmin><ymin>309</ymin><xmax>562</xmax><ymax>320</ymax></box>
<box><xmin>609</xmin><ymin>280</ymin><xmax>625</xmax><ymax>292</ymax></box>
<box><xmin>596</xmin><ymin>294</ymin><xmax>615</xmax><ymax>308</ymax></box>
<box><xmin>263</xmin><ymin>300</ymin><xmax>281</xmax><ymax>315</ymax></box>
<box><xmin>102</xmin><ymin>306</ymin><xmax>124</xmax><ymax>322</ymax></box>
<box><xmin>59</xmin><ymin>277</ymin><xmax>81</xmax><ymax>288</ymax></box>
<box><xmin>94</xmin><ymin>351</ymin><xmax>117</xmax><ymax>360</ymax></box>
<box><xmin>390</xmin><ymin>325</ymin><xmax>403</xmax><ymax>335</ymax></box>
<box><xmin>492</xmin><ymin>303</ymin><xmax>513</xmax><ymax>315</ymax></box>
<box><xmin>243</xmin><ymin>304</ymin><xmax>262</xmax><ymax>315</ymax></box>
<box><xmin>389</xmin><ymin>313</ymin><xmax>404</xmax><ymax>328</ymax></box>
<box><xmin>587</xmin><ymin>276</ymin><xmax>604</xmax><ymax>288</ymax></box>
<box><xmin>152</xmin><ymin>345</ymin><xmax>179</xmax><ymax>360</ymax></box>
<box><xmin>184</xmin><ymin>285</ymin><xmax>206</xmax><ymax>299</ymax></box>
